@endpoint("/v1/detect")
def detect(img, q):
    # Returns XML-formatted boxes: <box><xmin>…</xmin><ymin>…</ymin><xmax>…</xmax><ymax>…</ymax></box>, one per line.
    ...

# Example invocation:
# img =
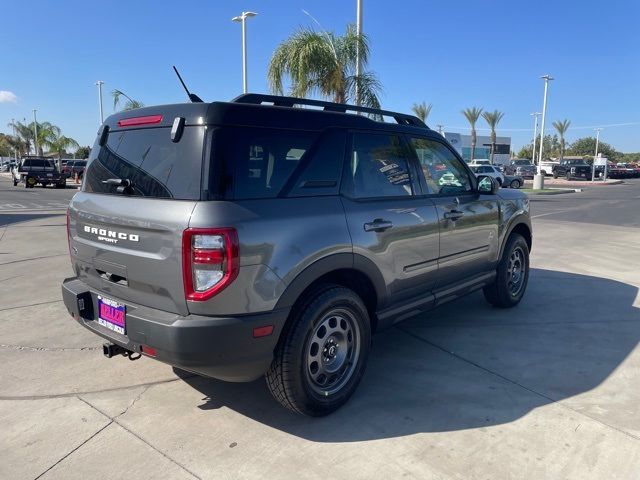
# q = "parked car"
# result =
<box><xmin>15</xmin><ymin>156</ymin><xmax>67</xmax><ymax>188</ymax></box>
<box><xmin>503</xmin><ymin>160</ymin><xmax>536</xmax><ymax>179</ymax></box>
<box><xmin>552</xmin><ymin>159</ymin><xmax>592</xmax><ymax>180</ymax></box>
<box><xmin>539</xmin><ymin>160</ymin><xmax>559</xmax><ymax>176</ymax></box>
<box><xmin>63</xmin><ymin>160</ymin><xmax>88</xmax><ymax>178</ymax></box>
<box><xmin>470</xmin><ymin>165</ymin><xmax>505</xmax><ymax>185</ymax></box>
<box><xmin>63</xmin><ymin>94</ymin><xmax>532</xmax><ymax>416</ymax></box>
<box><xmin>503</xmin><ymin>174</ymin><xmax>524</xmax><ymax>189</ymax></box>
<box><xmin>468</xmin><ymin>159</ymin><xmax>491</xmax><ymax>167</ymax></box>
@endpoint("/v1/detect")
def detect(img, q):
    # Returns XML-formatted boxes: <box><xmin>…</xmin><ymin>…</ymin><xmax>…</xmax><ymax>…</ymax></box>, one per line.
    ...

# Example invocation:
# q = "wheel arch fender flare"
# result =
<box><xmin>499</xmin><ymin>215</ymin><xmax>532</xmax><ymax>259</ymax></box>
<box><xmin>273</xmin><ymin>253</ymin><xmax>388</xmax><ymax>311</ymax></box>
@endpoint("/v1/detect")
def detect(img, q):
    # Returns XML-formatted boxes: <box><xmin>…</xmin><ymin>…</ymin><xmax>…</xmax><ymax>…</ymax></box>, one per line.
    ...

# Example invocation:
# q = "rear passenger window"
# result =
<box><xmin>218</xmin><ymin>128</ymin><xmax>316</xmax><ymax>199</ymax></box>
<box><xmin>342</xmin><ymin>133</ymin><xmax>413</xmax><ymax>198</ymax></box>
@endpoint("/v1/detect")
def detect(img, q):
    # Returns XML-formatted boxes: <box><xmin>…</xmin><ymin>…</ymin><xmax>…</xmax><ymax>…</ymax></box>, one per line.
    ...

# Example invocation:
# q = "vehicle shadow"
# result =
<box><xmin>178</xmin><ymin>268</ymin><xmax>639</xmax><ymax>441</ymax></box>
<box><xmin>0</xmin><ymin>213</ymin><xmax>64</xmax><ymax>228</ymax></box>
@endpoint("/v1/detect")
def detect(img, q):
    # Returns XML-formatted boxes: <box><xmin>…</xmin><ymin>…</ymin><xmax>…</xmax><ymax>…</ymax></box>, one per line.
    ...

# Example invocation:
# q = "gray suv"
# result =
<box><xmin>62</xmin><ymin>94</ymin><xmax>532</xmax><ymax>416</ymax></box>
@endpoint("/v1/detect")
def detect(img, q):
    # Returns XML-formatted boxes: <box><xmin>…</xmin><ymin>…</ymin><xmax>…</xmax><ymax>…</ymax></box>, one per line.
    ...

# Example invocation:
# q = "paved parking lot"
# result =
<box><xmin>1</xmin><ymin>176</ymin><xmax>639</xmax><ymax>479</ymax></box>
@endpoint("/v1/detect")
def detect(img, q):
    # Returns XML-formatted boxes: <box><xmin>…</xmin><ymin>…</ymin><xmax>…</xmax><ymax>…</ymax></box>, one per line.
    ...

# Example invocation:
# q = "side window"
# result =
<box><xmin>409</xmin><ymin>137</ymin><xmax>473</xmax><ymax>195</ymax></box>
<box><xmin>342</xmin><ymin>133</ymin><xmax>413</xmax><ymax>199</ymax></box>
<box><xmin>220</xmin><ymin>127</ymin><xmax>316</xmax><ymax>200</ymax></box>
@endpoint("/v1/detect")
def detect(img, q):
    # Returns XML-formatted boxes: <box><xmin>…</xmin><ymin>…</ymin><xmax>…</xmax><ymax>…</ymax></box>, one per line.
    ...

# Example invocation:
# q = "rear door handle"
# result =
<box><xmin>364</xmin><ymin>219</ymin><xmax>393</xmax><ymax>232</ymax></box>
<box><xmin>443</xmin><ymin>210</ymin><xmax>464</xmax><ymax>221</ymax></box>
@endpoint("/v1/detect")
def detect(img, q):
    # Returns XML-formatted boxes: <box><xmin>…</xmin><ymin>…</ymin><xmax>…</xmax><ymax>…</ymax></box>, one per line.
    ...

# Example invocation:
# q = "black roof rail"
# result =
<box><xmin>232</xmin><ymin>93</ymin><xmax>428</xmax><ymax>128</ymax></box>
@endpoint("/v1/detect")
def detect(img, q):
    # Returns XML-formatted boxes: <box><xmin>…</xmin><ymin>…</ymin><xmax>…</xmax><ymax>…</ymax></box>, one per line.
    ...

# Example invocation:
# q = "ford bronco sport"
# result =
<box><xmin>62</xmin><ymin>94</ymin><xmax>532</xmax><ymax>416</ymax></box>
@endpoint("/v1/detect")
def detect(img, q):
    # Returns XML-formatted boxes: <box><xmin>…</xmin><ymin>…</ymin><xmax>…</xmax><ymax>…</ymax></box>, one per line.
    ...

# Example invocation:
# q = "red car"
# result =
<box><xmin>63</xmin><ymin>160</ymin><xmax>88</xmax><ymax>178</ymax></box>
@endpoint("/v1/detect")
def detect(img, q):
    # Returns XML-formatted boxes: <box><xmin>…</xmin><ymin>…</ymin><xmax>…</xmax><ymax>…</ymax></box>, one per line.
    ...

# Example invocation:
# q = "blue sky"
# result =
<box><xmin>1</xmin><ymin>0</ymin><xmax>639</xmax><ymax>152</ymax></box>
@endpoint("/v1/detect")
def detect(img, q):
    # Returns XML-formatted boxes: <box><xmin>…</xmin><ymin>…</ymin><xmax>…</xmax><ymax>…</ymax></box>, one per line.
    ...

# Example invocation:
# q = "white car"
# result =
<box><xmin>468</xmin><ymin>159</ymin><xmax>491</xmax><ymax>168</ymax></box>
<box><xmin>470</xmin><ymin>165</ymin><xmax>505</xmax><ymax>186</ymax></box>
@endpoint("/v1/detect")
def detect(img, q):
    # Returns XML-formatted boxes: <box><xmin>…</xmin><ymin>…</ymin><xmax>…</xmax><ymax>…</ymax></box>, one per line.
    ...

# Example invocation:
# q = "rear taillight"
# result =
<box><xmin>182</xmin><ymin>228</ymin><xmax>239</xmax><ymax>301</ymax></box>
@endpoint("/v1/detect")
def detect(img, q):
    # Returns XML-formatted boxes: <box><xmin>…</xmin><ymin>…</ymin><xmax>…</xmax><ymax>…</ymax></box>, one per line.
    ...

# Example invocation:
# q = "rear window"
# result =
<box><xmin>215</xmin><ymin>127</ymin><xmax>317</xmax><ymax>199</ymax></box>
<box><xmin>83</xmin><ymin>126</ymin><xmax>205</xmax><ymax>199</ymax></box>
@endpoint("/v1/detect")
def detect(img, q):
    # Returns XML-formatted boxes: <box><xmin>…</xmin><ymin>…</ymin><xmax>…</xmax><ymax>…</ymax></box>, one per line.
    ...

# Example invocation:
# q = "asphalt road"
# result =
<box><xmin>1</xmin><ymin>175</ymin><xmax>639</xmax><ymax>479</ymax></box>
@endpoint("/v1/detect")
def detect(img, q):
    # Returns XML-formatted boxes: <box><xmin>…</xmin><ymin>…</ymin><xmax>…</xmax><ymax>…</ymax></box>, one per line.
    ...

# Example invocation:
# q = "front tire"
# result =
<box><xmin>483</xmin><ymin>233</ymin><xmax>529</xmax><ymax>308</ymax></box>
<box><xmin>552</xmin><ymin>172</ymin><xmax>558</xmax><ymax>179</ymax></box>
<box><xmin>510</xmin><ymin>179</ymin><xmax>521</xmax><ymax>189</ymax></box>
<box><xmin>266</xmin><ymin>285</ymin><xmax>371</xmax><ymax>416</ymax></box>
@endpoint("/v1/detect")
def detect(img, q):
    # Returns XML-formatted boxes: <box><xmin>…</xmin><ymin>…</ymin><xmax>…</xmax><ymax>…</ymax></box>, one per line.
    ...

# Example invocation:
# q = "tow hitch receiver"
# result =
<box><xmin>103</xmin><ymin>342</ymin><xmax>141</xmax><ymax>361</ymax></box>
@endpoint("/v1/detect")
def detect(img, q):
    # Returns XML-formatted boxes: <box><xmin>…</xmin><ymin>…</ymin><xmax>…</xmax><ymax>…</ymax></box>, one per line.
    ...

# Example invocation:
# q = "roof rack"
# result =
<box><xmin>232</xmin><ymin>93</ymin><xmax>427</xmax><ymax>128</ymax></box>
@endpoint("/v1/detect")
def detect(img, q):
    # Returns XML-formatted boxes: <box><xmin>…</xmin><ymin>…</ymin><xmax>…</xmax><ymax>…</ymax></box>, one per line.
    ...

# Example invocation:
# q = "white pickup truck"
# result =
<box><xmin>539</xmin><ymin>160</ymin><xmax>559</xmax><ymax>176</ymax></box>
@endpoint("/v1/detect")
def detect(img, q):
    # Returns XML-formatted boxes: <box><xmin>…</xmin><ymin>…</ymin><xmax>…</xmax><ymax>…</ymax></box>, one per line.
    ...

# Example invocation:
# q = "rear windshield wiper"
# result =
<box><xmin>102</xmin><ymin>178</ymin><xmax>134</xmax><ymax>194</ymax></box>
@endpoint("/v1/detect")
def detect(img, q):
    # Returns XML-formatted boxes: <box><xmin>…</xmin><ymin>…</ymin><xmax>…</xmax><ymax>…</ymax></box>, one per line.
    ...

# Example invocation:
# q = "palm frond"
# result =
<box><xmin>411</xmin><ymin>102</ymin><xmax>432</xmax><ymax>122</ymax></box>
<box><xmin>461</xmin><ymin>107</ymin><xmax>483</xmax><ymax>127</ymax></box>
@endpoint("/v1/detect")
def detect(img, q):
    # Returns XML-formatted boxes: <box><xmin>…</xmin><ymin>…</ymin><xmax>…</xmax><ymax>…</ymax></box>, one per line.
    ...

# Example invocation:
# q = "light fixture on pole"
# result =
<box><xmin>592</xmin><ymin>128</ymin><xmax>602</xmax><ymax>181</ymax></box>
<box><xmin>530</xmin><ymin>112</ymin><xmax>541</xmax><ymax>163</ymax></box>
<box><xmin>32</xmin><ymin>109</ymin><xmax>39</xmax><ymax>156</ymax></box>
<box><xmin>355</xmin><ymin>0</ymin><xmax>363</xmax><ymax>106</ymax></box>
<box><xmin>232</xmin><ymin>11</ymin><xmax>257</xmax><ymax>94</ymax></box>
<box><xmin>95</xmin><ymin>81</ymin><xmax>105</xmax><ymax>124</ymax></box>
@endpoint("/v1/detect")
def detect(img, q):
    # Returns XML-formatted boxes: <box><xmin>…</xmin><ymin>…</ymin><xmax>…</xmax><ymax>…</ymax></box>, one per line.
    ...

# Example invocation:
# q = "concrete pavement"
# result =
<box><xmin>1</xmin><ymin>177</ymin><xmax>639</xmax><ymax>479</ymax></box>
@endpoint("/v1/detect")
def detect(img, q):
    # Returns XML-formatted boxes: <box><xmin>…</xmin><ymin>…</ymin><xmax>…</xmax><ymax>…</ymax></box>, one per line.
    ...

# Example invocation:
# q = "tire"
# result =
<box><xmin>510</xmin><ymin>179</ymin><xmax>520</xmax><ymax>189</ymax></box>
<box><xmin>266</xmin><ymin>285</ymin><xmax>371</xmax><ymax>416</ymax></box>
<box><xmin>552</xmin><ymin>172</ymin><xmax>558</xmax><ymax>179</ymax></box>
<box><xmin>55</xmin><ymin>182</ymin><xmax>65</xmax><ymax>189</ymax></box>
<box><xmin>483</xmin><ymin>233</ymin><xmax>529</xmax><ymax>308</ymax></box>
<box><xmin>13</xmin><ymin>180</ymin><xmax>18</xmax><ymax>186</ymax></box>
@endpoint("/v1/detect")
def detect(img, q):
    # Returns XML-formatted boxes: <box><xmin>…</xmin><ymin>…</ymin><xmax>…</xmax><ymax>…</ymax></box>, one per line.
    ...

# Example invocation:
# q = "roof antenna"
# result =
<box><xmin>172</xmin><ymin>66</ymin><xmax>203</xmax><ymax>103</ymax></box>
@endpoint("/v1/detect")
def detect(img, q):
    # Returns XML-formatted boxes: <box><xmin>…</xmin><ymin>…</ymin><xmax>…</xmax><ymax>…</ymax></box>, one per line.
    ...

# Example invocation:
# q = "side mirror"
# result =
<box><xmin>477</xmin><ymin>175</ymin><xmax>499</xmax><ymax>194</ymax></box>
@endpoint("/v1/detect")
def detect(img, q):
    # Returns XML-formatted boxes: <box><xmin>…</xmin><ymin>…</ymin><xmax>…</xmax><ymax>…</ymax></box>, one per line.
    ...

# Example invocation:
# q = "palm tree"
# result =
<box><xmin>9</xmin><ymin>120</ymin><xmax>34</xmax><ymax>155</ymax></box>
<box><xmin>47</xmin><ymin>133</ymin><xmax>80</xmax><ymax>169</ymax></box>
<box><xmin>481</xmin><ymin>110</ymin><xmax>505</xmax><ymax>164</ymax></box>
<box><xmin>112</xmin><ymin>89</ymin><xmax>145</xmax><ymax>111</ymax></box>
<box><xmin>411</xmin><ymin>102</ymin><xmax>432</xmax><ymax>123</ymax></box>
<box><xmin>552</xmin><ymin>119</ymin><xmax>571</xmax><ymax>160</ymax></box>
<box><xmin>461</xmin><ymin>107</ymin><xmax>483</xmax><ymax>162</ymax></box>
<box><xmin>268</xmin><ymin>24</ymin><xmax>382</xmax><ymax>108</ymax></box>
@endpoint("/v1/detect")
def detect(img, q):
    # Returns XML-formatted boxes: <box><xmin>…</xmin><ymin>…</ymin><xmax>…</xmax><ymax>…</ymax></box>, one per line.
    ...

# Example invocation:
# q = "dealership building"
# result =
<box><xmin>444</xmin><ymin>132</ymin><xmax>511</xmax><ymax>165</ymax></box>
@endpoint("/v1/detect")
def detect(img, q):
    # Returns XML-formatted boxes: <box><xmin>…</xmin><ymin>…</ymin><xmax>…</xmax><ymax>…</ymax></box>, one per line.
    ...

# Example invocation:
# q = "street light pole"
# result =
<box><xmin>530</xmin><ymin>112</ymin><xmax>541</xmax><ymax>163</ymax></box>
<box><xmin>232</xmin><ymin>11</ymin><xmax>257</xmax><ymax>94</ymax></box>
<box><xmin>537</xmin><ymin>75</ymin><xmax>553</xmax><ymax>174</ymax></box>
<box><xmin>592</xmin><ymin>128</ymin><xmax>602</xmax><ymax>181</ymax></box>
<box><xmin>355</xmin><ymin>0</ymin><xmax>363</xmax><ymax>105</ymax></box>
<box><xmin>11</xmin><ymin>118</ymin><xmax>17</xmax><ymax>159</ymax></box>
<box><xmin>95</xmin><ymin>81</ymin><xmax>105</xmax><ymax>124</ymax></box>
<box><xmin>32</xmin><ymin>109</ymin><xmax>39</xmax><ymax>156</ymax></box>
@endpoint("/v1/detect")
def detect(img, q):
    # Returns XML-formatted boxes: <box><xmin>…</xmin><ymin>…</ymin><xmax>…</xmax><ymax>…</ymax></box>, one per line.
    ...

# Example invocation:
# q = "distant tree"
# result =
<box><xmin>461</xmin><ymin>107</ymin><xmax>483</xmax><ymax>162</ymax></box>
<box><xmin>112</xmin><ymin>89</ymin><xmax>145</xmax><ymax>111</ymax></box>
<box><xmin>0</xmin><ymin>133</ymin><xmax>12</xmax><ymax>156</ymax></box>
<box><xmin>517</xmin><ymin>146</ymin><xmax>532</xmax><ymax>159</ymax></box>
<box><xmin>621</xmin><ymin>152</ymin><xmax>640</xmax><ymax>163</ymax></box>
<box><xmin>481</xmin><ymin>109</ymin><xmax>505</xmax><ymax>163</ymax></box>
<box><xmin>567</xmin><ymin>137</ymin><xmax>620</xmax><ymax>162</ymax></box>
<box><xmin>75</xmin><ymin>146</ymin><xmax>91</xmax><ymax>159</ymax></box>
<box><xmin>411</xmin><ymin>102</ymin><xmax>432</xmax><ymax>123</ymax></box>
<box><xmin>268</xmin><ymin>24</ymin><xmax>382</xmax><ymax>108</ymax></box>
<box><xmin>552</xmin><ymin>119</ymin><xmax>571</xmax><ymax>160</ymax></box>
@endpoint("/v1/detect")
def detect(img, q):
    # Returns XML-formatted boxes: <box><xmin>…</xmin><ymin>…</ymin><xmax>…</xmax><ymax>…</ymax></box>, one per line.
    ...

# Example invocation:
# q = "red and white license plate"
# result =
<box><xmin>97</xmin><ymin>295</ymin><xmax>126</xmax><ymax>335</ymax></box>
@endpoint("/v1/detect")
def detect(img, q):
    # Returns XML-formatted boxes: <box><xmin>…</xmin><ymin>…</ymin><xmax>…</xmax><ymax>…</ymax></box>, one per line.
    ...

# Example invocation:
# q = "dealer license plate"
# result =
<box><xmin>97</xmin><ymin>295</ymin><xmax>126</xmax><ymax>335</ymax></box>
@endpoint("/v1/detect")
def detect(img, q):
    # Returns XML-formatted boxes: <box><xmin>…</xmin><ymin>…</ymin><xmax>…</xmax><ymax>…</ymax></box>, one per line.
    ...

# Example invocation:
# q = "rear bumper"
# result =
<box><xmin>61</xmin><ymin>277</ymin><xmax>289</xmax><ymax>382</ymax></box>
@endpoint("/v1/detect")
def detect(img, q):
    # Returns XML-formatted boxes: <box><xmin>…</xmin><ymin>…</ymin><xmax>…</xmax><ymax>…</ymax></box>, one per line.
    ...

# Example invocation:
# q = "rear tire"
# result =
<box><xmin>510</xmin><ymin>179</ymin><xmax>520</xmax><ymax>189</ymax></box>
<box><xmin>552</xmin><ymin>172</ymin><xmax>558</xmax><ymax>179</ymax></box>
<box><xmin>483</xmin><ymin>233</ymin><xmax>529</xmax><ymax>308</ymax></box>
<box><xmin>266</xmin><ymin>285</ymin><xmax>371</xmax><ymax>416</ymax></box>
